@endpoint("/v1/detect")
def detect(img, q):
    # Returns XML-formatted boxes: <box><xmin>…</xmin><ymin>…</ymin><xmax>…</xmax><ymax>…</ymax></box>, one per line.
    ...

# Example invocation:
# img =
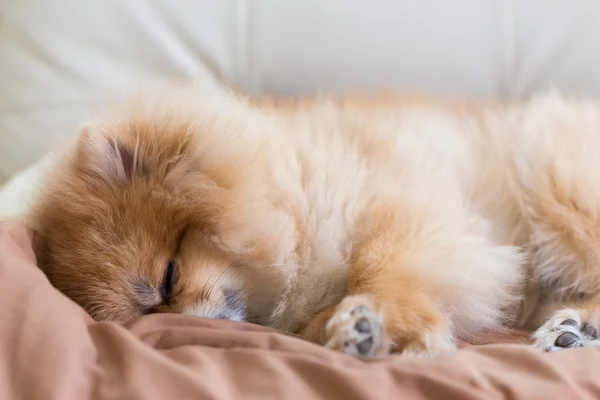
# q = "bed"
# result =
<box><xmin>1</xmin><ymin>220</ymin><xmax>599</xmax><ymax>400</ymax></box>
<box><xmin>3</xmin><ymin>2</ymin><xmax>600</xmax><ymax>399</ymax></box>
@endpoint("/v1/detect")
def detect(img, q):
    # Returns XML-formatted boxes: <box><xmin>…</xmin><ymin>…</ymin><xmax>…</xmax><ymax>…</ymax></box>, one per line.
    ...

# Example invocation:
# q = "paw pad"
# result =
<box><xmin>554</xmin><ymin>319</ymin><xmax>598</xmax><ymax>349</ymax></box>
<box><xmin>355</xmin><ymin>317</ymin><xmax>372</xmax><ymax>334</ymax></box>
<box><xmin>555</xmin><ymin>332</ymin><xmax>581</xmax><ymax>348</ymax></box>
<box><xmin>581</xmin><ymin>322</ymin><xmax>597</xmax><ymax>339</ymax></box>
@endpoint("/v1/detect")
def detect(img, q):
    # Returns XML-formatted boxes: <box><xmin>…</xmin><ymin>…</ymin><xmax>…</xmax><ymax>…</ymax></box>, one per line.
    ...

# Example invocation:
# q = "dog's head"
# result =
<box><xmin>29</xmin><ymin>94</ymin><xmax>284</xmax><ymax>324</ymax></box>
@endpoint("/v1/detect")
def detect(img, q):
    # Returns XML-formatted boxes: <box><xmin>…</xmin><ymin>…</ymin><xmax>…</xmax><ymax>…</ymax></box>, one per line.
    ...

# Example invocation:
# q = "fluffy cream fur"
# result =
<box><xmin>27</xmin><ymin>87</ymin><xmax>600</xmax><ymax>357</ymax></box>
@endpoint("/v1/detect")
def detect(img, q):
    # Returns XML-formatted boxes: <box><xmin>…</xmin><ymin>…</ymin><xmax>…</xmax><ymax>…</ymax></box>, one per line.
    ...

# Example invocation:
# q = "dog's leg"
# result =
<box><xmin>301</xmin><ymin>198</ymin><xmax>522</xmax><ymax>358</ymax></box>
<box><xmin>510</xmin><ymin>97</ymin><xmax>600</xmax><ymax>351</ymax></box>
<box><xmin>328</xmin><ymin>206</ymin><xmax>456</xmax><ymax>358</ymax></box>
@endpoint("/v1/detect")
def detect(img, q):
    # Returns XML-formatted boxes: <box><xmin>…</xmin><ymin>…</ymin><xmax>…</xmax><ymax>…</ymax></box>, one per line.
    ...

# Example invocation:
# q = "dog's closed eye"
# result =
<box><xmin>160</xmin><ymin>260</ymin><xmax>176</xmax><ymax>302</ymax></box>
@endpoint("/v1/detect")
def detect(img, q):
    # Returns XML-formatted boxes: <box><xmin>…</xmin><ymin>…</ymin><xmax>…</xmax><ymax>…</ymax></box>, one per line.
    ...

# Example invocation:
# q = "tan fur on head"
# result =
<box><xmin>30</xmin><ymin>102</ymin><xmax>221</xmax><ymax>321</ymax></box>
<box><xmin>28</xmin><ymin>87</ymin><xmax>600</xmax><ymax>357</ymax></box>
<box><xmin>29</xmin><ymin>87</ymin><xmax>293</xmax><ymax>325</ymax></box>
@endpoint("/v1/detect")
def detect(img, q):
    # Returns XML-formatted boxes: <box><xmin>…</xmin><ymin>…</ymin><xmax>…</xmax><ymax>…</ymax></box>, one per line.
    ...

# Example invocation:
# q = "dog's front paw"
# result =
<box><xmin>532</xmin><ymin>308</ymin><xmax>599</xmax><ymax>352</ymax></box>
<box><xmin>324</xmin><ymin>295</ymin><xmax>393</xmax><ymax>358</ymax></box>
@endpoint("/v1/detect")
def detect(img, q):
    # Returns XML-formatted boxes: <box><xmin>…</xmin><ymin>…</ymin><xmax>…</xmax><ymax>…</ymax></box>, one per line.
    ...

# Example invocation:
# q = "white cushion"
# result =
<box><xmin>3</xmin><ymin>0</ymin><xmax>600</xmax><ymax>217</ymax></box>
<box><xmin>0</xmin><ymin>1</ymin><xmax>230</xmax><ymax>183</ymax></box>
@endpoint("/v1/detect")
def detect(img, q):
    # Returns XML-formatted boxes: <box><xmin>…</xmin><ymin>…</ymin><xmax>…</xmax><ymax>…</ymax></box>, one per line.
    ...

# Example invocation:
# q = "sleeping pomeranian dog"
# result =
<box><xmin>27</xmin><ymin>86</ymin><xmax>600</xmax><ymax>357</ymax></box>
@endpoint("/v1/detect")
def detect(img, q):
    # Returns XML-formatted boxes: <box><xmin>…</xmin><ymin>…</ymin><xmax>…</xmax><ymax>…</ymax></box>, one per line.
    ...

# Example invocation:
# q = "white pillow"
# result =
<box><xmin>5</xmin><ymin>0</ymin><xmax>600</xmax><ymax>218</ymax></box>
<box><xmin>0</xmin><ymin>0</ymin><xmax>232</xmax><ymax>183</ymax></box>
<box><xmin>0</xmin><ymin>154</ymin><xmax>54</xmax><ymax>219</ymax></box>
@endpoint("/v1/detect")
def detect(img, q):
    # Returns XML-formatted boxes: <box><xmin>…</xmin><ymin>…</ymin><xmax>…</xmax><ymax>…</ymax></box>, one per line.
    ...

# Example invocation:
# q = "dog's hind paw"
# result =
<box><xmin>532</xmin><ymin>308</ymin><xmax>600</xmax><ymax>352</ymax></box>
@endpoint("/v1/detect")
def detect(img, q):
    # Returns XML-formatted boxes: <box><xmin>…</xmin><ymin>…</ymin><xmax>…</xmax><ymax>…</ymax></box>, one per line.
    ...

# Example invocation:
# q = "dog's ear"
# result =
<box><xmin>75</xmin><ymin>124</ymin><xmax>138</xmax><ymax>184</ymax></box>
